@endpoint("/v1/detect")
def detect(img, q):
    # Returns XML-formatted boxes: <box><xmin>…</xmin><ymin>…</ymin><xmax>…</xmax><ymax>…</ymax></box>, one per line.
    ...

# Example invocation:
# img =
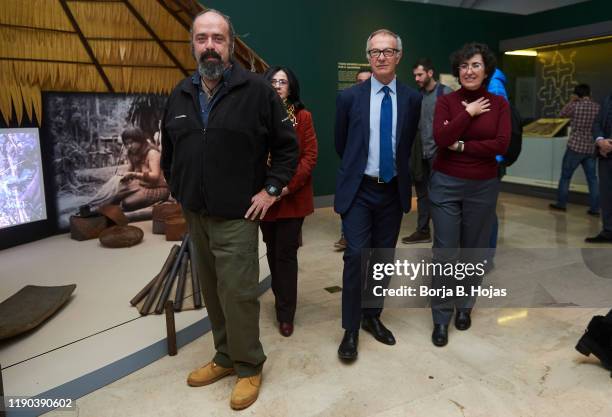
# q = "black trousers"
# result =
<box><xmin>260</xmin><ymin>217</ymin><xmax>304</xmax><ymax>323</ymax></box>
<box><xmin>341</xmin><ymin>178</ymin><xmax>402</xmax><ymax>331</ymax></box>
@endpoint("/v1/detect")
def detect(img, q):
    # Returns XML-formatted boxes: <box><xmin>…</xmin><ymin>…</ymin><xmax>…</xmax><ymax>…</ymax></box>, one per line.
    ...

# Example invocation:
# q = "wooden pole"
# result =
<box><xmin>131</xmin><ymin>244</ymin><xmax>179</xmax><ymax>306</ymax></box>
<box><xmin>155</xmin><ymin>234</ymin><xmax>190</xmax><ymax>314</ymax></box>
<box><xmin>173</xmin><ymin>251</ymin><xmax>188</xmax><ymax>312</ymax></box>
<box><xmin>164</xmin><ymin>301</ymin><xmax>177</xmax><ymax>356</ymax></box>
<box><xmin>0</xmin><ymin>362</ymin><xmax>5</xmax><ymax>417</ymax></box>
<box><xmin>188</xmin><ymin>239</ymin><xmax>202</xmax><ymax>308</ymax></box>
<box><xmin>141</xmin><ymin>245</ymin><xmax>179</xmax><ymax>315</ymax></box>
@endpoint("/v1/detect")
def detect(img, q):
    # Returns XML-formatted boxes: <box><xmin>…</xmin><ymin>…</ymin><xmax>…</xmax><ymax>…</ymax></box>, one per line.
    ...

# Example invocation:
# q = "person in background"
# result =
<box><xmin>550</xmin><ymin>84</ymin><xmax>600</xmax><ymax>215</ymax></box>
<box><xmin>429</xmin><ymin>42</ymin><xmax>510</xmax><ymax>347</ymax></box>
<box><xmin>487</xmin><ymin>68</ymin><xmax>508</xmax><ymax>101</ymax></box>
<box><xmin>261</xmin><ymin>66</ymin><xmax>318</xmax><ymax>337</ymax></box>
<box><xmin>585</xmin><ymin>91</ymin><xmax>612</xmax><ymax>243</ymax></box>
<box><xmin>335</xmin><ymin>68</ymin><xmax>373</xmax><ymax>252</ymax></box>
<box><xmin>576</xmin><ymin>94</ymin><xmax>612</xmax><ymax>376</ymax></box>
<box><xmin>355</xmin><ymin>68</ymin><xmax>372</xmax><ymax>84</ymax></box>
<box><xmin>401</xmin><ymin>58</ymin><xmax>452</xmax><ymax>244</ymax></box>
<box><xmin>486</xmin><ymin>68</ymin><xmax>509</xmax><ymax>256</ymax></box>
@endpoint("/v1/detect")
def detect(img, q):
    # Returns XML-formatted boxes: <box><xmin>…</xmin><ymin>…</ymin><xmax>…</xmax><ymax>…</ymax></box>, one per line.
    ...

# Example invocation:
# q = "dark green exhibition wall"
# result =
<box><xmin>504</xmin><ymin>0</ymin><xmax>612</xmax><ymax>39</ymax></box>
<box><xmin>203</xmin><ymin>0</ymin><xmax>519</xmax><ymax>196</ymax></box>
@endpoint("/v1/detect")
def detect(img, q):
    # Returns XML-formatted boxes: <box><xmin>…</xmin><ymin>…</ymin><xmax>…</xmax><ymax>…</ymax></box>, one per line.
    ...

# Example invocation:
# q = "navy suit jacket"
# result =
<box><xmin>334</xmin><ymin>78</ymin><xmax>422</xmax><ymax>215</ymax></box>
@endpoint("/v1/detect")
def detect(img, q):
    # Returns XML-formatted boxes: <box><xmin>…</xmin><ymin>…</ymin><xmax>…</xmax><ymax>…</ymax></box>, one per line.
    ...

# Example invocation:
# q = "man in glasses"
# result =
<box><xmin>334</xmin><ymin>28</ymin><xmax>421</xmax><ymax>361</ymax></box>
<box><xmin>161</xmin><ymin>9</ymin><xmax>297</xmax><ymax>410</ymax></box>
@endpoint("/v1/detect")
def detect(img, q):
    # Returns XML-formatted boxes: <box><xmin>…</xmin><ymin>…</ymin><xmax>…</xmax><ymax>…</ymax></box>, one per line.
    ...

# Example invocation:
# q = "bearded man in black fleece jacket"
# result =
<box><xmin>160</xmin><ymin>9</ymin><xmax>297</xmax><ymax>411</ymax></box>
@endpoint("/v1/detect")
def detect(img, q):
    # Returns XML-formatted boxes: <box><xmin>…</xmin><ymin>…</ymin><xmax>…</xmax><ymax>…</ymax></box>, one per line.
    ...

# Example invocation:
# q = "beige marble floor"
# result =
<box><xmin>43</xmin><ymin>193</ymin><xmax>611</xmax><ymax>417</ymax></box>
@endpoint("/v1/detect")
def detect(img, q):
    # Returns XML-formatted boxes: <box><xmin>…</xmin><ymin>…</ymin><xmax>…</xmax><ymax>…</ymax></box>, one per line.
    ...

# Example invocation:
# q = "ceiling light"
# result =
<box><xmin>505</xmin><ymin>50</ymin><xmax>538</xmax><ymax>56</ymax></box>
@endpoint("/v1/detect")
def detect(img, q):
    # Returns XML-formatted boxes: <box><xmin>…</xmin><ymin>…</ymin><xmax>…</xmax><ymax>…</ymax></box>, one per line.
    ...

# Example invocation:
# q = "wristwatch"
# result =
<box><xmin>458</xmin><ymin>140</ymin><xmax>465</xmax><ymax>152</ymax></box>
<box><xmin>265</xmin><ymin>184</ymin><xmax>281</xmax><ymax>197</ymax></box>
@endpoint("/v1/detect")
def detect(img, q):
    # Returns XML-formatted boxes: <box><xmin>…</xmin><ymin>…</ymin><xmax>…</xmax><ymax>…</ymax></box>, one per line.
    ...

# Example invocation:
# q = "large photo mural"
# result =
<box><xmin>45</xmin><ymin>93</ymin><xmax>169</xmax><ymax>229</ymax></box>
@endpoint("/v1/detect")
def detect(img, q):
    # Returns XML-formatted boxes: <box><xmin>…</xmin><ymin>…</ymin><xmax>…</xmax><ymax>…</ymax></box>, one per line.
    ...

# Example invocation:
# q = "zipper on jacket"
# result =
<box><xmin>201</xmin><ymin>127</ymin><xmax>207</xmax><ymax>209</ymax></box>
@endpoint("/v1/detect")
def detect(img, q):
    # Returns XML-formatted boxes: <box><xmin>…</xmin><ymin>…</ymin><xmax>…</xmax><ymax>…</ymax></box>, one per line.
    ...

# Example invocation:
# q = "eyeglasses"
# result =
<box><xmin>367</xmin><ymin>48</ymin><xmax>399</xmax><ymax>58</ymax></box>
<box><xmin>270</xmin><ymin>79</ymin><xmax>288</xmax><ymax>87</ymax></box>
<box><xmin>459</xmin><ymin>62</ymin><xmax>484</xmax><ymax>72</ymax></box>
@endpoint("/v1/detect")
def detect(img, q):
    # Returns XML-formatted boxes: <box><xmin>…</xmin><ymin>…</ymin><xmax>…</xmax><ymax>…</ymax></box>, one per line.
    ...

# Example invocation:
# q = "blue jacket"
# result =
<box><xmin>488</xmin><ymin>68</ymin><xmax>508</xmax><ymax>101</ymax></box>
<box><xmin>334</xmin><ymin>78</ymin><xmax>421</xmax><ymax>214</ymax></box>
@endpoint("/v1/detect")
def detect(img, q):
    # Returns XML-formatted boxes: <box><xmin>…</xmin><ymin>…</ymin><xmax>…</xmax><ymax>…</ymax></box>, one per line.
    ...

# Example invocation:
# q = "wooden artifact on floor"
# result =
<box><xmin>165</xmin><ymin>300</ymin><xmax>177</xmax><ymax>356</ymax></box>
<box><xmin>99</xmin><ymin>225</ymin><xmax>144</xmax><ymax>248</ymax></box>
<box><xmin>69</xmin><ymin>205</ymin><xmax>108</xmax><ymax>241</ymax></box>
<box><xmin>165</xmin><ymin>216</ymin><xmax>187</xmax><ymax>241</ymax></box>
<box><xmin>131</xmin><ymin>235</ymin><xmax>203</xmax><ymax>316</ymax></box>
<box><xmin>0</xmin><ymin>285</ymin><xmax>76</xmax><ymax>340</ymax></box>
<box><xmin>152</xmin><ymin>203</ymin><xmax>182</xmax><ymax>234</ymax></box>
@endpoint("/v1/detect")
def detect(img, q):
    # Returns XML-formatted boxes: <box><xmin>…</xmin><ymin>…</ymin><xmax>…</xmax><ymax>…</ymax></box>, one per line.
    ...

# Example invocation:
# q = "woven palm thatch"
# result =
<box><xmin>0</xmin><ymin>0</ymin><xmax>269</xmax><ymax>125</ymax></box>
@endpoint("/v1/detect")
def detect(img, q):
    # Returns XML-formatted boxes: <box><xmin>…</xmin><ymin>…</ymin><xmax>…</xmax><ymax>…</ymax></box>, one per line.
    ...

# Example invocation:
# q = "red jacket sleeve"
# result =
<box><xmin>287</xmin><ymin>109</ymin><xmax>318</xmax><ymax>193</ymax></box>
<box><xmin>433</xmin><ymin>95</ymin><xmax>472</xmax><ymax>148</ymax></box>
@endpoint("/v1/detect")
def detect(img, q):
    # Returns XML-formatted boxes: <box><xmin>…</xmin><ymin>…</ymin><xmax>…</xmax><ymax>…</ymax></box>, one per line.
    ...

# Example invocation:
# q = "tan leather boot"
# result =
<box><xmin>187</xmin><ymin>361</ymin><xmax>234</xmax><ymax>387</ymax></box>
<box><xmin>230</xmin><ymin>373</ymin><xmax>262</xmax><ymax>410</ymax></box>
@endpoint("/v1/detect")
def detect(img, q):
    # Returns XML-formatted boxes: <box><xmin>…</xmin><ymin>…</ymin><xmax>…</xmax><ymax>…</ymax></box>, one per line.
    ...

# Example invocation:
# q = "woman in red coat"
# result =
<box><xmin>262</xmin><ymin>66</ymin><xmax>318</xmax><ymax>337</ymax></box>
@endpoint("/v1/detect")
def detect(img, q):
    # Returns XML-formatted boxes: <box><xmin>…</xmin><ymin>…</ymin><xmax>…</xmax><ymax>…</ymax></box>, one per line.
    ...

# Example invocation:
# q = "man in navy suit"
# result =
<box><xmin>335</xmin><ymin>28</ymin><xmax>421</xmax><ymax>360</ymax></box>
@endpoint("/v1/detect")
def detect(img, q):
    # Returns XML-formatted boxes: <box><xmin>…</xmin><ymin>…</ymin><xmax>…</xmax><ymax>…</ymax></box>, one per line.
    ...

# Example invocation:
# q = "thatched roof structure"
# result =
<box><xmin>0</xmin><ymin>0</ymin><xmax>268</xmax><ymax>125</ymax></box>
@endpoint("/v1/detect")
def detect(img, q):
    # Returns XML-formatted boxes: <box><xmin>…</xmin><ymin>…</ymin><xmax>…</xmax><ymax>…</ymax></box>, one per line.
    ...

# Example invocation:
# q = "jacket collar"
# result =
<box><xmin>181</xmin><ymin>59</ymin><xmax>248</xmax><ymax>95</ymax></box>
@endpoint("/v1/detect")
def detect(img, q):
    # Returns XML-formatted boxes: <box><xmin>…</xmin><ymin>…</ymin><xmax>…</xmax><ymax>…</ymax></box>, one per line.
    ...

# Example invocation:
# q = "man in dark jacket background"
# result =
<box><xmin>161</xmin><ymin>9</ymin><xmax>298</xmax><ymax>410</ymax></box>
<box><xmin>586</xmin><ymin>91</ymin><xmax>612</xmax><ymax>243</ymax></box>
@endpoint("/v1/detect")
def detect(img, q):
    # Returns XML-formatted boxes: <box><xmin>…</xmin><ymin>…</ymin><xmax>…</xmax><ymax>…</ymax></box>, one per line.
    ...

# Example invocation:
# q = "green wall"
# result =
<box><xmin>505</xmin><ymin>0</ymin><xmax>612</xmax><ymax>38</ymax></box>
<box><xmin>200</xmin><ymin>0</ymin><xmax>610</xmax><ymax>196</ymax></box>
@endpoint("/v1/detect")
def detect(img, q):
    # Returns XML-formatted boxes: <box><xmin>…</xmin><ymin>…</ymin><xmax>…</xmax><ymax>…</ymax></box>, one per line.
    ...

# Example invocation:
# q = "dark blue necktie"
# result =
<box><xmin>379</xmin><ymin>86</ymin><xmax>393</xmax><ymax>182</ymax></box>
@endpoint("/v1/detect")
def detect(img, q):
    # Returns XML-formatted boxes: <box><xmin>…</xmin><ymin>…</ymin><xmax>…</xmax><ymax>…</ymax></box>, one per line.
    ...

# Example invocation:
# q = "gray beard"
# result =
<box><xmin>198</xmin><ymin>59</ymin><xmax>225</xmax><ymax>81</ymax></box>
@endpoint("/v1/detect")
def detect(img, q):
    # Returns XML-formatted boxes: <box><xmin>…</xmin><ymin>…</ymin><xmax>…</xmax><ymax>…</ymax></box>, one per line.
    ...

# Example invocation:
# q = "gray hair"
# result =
<box><xmin>365</xmin><ymin>29</ymin><xmax>403</xmax><ymax>59</ymax></box>
<box><xmin>190</xmin><ymin>9</ymin><xmax>236</xmax><ymax>56</ymax></box>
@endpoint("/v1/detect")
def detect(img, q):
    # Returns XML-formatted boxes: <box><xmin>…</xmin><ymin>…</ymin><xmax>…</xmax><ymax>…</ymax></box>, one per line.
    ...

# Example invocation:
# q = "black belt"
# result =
<box><xmin>363</xmin><ymin>175</ymin><xmax>397</xmax><ymax>184</ymax></box>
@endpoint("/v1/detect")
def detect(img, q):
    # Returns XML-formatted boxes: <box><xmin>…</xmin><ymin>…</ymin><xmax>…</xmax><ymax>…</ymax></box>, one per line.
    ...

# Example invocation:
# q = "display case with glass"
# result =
<box><xmin>501</xmin><ymin>35</ymin><xmax>612</xmax><ymax>193</ymax></box>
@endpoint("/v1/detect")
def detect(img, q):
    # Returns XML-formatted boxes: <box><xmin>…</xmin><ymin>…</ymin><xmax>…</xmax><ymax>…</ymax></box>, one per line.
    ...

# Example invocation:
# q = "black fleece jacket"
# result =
<box><xmin>161</xmin><ymin>63</ymin><xmax>298</xmax><ymax>218</ymax></box>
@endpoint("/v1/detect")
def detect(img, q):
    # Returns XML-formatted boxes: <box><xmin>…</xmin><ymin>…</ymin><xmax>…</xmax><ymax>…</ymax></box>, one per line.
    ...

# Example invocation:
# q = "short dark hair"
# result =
<box><xmin>355</xmin><ymin>68</ymin><xmax>371</xmax><ymax>79</ymax></box>
<box><xmin>450</xmin><ymin>42</ymin><xmax>496</xmax><ymax>86</ymax></box>
<box><xmin>413</xmin><ymin>58</ymin><xmax>435</xmax><ymax>73</ymax></box>
<box><xmin>121</xmin><ymin>127</ymin><xmax>147</xmax><ymax>144</ymax></box>
<box><xmin>574</xmin><ymin>83</ymin><xmax>590</xmax><ymax>98</ymax></box>
<box><xmin>264</xmin><ymin>66</ymin><xmax>305</xmax><ymax>111</ymax></box>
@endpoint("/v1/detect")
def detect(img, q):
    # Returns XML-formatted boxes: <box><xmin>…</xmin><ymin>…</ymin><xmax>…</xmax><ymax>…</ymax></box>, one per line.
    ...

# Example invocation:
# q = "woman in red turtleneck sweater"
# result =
<box><xmin>429</xmin><ymin>43</ymin><xmax>510</xmax><ymax>347</ymax></box>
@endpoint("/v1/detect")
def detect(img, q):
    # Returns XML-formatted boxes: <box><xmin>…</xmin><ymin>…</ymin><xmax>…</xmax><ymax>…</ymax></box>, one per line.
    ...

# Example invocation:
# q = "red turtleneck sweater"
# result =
<box><xmin>432</xmin><ymin>85</ymin><xmax>511</xmax><ymax>180</ymax></box>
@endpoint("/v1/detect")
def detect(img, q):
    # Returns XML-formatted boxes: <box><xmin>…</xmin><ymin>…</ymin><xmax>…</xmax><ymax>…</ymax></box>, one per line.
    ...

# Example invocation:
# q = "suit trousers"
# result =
<box><xmin>341</xmin><ymin>177</ymin><xmax>403</xmax><ymax>331</ymax></box>
<box><xmin>260</xmin><ymin>217</ymin><xmax>304</xmax><ymax>323</ymax></box>
<box><xmin>183</xmin><ymin>209</ymin><xmax>266</xmax><ymax>377</ymax></box>
<box><xmin>599</xmin><ymin>157</ymin><xmax>612</xmax><ymax>238</ymax></box>
<box><xmin>428</xmin><ymin>171</ymin><xmax>499</xmax><ymax>325</ymax></box>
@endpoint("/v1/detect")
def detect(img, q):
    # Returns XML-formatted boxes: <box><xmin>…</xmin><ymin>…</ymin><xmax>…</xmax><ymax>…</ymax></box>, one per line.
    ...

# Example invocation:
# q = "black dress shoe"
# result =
<box><xmin>549</xmin><ymin>203</ymin><xmax>566</xmax><ymax>212</ymax></box>
<box><xmin>576</xmin><ymin>315</ymin><xmax>612</xmax><ymax>375</ymax></box>
<box><xmin>361</xmin><ymin>317</ymin><xmax>396</xmax><ymax>345</ymax></box>
<box><xmin>585</xmin><ymin>234</ymin><xmax>612</xmax><ymax>244</ymax></box>
<box><xmin>338</xmin><ymin>330</ymin><xmax>359</xmax><ymax>361</ymax></box>
<box><xmin>432</xmin><ymin>324</ymin><xmax>448</xmax><ymax>347</ymax></box>
<box><xmin>455</xmin><ymin>311</ymin><xmax>472</xmax><ymax>331</ymax></box>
